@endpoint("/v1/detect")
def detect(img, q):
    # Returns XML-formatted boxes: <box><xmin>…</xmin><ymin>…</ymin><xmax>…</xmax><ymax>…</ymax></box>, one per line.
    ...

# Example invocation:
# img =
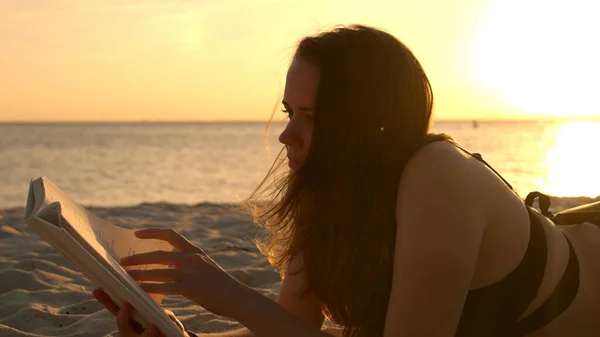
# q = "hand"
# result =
<box><xmin>92</xmin><ymin>288</ymin><xmax>189</xmax><ymax>337</ymax></box>
<box><xmin>120</xmin><ymin>228</ymin><xmax>250</xmax><ymax>318</ymax></box>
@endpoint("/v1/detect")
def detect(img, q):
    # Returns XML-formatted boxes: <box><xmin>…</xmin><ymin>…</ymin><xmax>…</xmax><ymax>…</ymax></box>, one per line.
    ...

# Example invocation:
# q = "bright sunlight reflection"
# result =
<box><xmin>537</xmin><ymin>121</ymin><xmax>600</xmax><ymax>197</ymax></box>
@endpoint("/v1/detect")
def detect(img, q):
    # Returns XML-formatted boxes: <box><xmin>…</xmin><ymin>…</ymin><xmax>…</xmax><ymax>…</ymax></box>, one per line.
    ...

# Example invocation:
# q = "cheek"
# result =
<box><xmin>303</xmin><ymin>127</ymin><xmax>313</xmax><ymax>153</ymax></box>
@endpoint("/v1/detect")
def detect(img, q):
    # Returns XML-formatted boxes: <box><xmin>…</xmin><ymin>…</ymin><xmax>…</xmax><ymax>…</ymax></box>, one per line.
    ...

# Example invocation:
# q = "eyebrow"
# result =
<box><xmin>282</xmin><ymin>100</ymin><xmax>314</xmax><ymax>112</ymax></box>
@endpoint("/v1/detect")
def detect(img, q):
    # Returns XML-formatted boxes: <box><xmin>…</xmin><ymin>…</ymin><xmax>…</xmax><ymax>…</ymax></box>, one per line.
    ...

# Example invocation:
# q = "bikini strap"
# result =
<box><xmin>453</xmin><ymin>143</ymin><xmax>514</xmax><ymax>191</ymax></box>
<box><xmin>525</xmin><ymin>191</ymin><xmax>554</xmax><ymax>218</ymax></box>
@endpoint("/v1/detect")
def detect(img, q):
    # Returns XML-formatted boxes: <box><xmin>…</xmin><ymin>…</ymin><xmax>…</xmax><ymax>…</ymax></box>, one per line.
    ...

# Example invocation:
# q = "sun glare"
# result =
<box><xmin>537</xmin><ymin>121</ymin><xmax>600</xmax><ymax>197</ymax></box>
<box><xmin>473</xmin><ymin>0</ymin><xmax>600</xmax><ymax>119</ymax></box>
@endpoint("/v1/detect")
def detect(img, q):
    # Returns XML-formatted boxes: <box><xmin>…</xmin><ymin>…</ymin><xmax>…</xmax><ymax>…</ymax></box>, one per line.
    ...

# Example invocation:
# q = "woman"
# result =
<box><xmin>93</xmin><ymin>25</ymin><xmax>600</xmax><ymax>337</ymax></box>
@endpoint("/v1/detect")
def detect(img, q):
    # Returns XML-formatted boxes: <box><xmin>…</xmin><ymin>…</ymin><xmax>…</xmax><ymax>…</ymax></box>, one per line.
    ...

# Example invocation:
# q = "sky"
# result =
<box><xmin>1</xmin><ymin>0</ymin><xmax>599</xmax><ymax>122</ymax></box>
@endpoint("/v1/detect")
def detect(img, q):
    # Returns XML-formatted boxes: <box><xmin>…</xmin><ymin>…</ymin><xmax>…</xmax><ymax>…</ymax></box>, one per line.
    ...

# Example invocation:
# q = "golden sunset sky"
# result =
<box><xmin>1</xmin><ymin>0</ymin><xmax>598</xmax><ymax>122</ymax></box>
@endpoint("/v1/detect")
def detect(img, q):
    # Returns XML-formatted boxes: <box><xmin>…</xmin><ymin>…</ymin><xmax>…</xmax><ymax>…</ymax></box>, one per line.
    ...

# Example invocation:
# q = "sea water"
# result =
<box><xmin>1</xmin><ymin>120</ymin><xmax>599</xmax><ymax>209</ymax></box>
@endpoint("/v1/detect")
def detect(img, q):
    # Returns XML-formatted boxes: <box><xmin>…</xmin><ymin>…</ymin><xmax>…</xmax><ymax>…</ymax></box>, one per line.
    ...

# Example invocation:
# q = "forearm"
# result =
<box><xmin>233</xmin><ymin>288</ymin><xmax>330</xmax><ymax>337</ymax></box>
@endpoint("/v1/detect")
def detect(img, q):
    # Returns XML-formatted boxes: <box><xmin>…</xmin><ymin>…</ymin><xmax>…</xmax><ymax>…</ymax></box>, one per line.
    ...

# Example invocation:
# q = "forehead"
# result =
<box><xmin>283</xmin><ymin>59</ymin><xmax>320</xmax><ymax>106</ymax></box>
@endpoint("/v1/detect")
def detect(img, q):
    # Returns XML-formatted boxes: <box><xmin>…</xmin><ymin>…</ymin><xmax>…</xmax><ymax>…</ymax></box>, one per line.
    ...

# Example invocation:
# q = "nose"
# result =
<box><xmin>279</xmin><ymin>119</ymin><xmax>302</xmax><ymax>148</ymax></box>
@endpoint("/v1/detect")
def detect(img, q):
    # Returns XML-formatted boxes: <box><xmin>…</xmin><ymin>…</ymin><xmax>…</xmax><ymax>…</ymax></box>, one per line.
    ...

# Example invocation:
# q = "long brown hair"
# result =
<box><xmin>245</xmin><ymin>25</ymin><xmax>451</xmax><ymax>336</ymax></box>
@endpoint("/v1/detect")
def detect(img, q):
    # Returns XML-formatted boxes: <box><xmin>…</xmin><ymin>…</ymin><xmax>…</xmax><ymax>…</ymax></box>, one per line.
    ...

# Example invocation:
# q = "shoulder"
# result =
<box><xmin>407</xmin><ymin>140</ymin><xmax>470</xmax><ymax>169</ymax></box>
<box><xmin>399</xmin><ymin>141</ymin><xmax>477</xmax><ymax>197</ymax></box>
<box><xmin>395</xmin><ymin>140</ymin><xmax>486</xmax><ymax>232</ymax></box>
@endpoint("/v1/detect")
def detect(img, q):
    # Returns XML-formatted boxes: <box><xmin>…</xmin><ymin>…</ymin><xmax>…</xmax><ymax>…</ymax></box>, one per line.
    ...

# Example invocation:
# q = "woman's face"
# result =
<box><xmin>279</xmin><ymin>58</ymin><xmax>320</xmax><ymax>170</ymax></box>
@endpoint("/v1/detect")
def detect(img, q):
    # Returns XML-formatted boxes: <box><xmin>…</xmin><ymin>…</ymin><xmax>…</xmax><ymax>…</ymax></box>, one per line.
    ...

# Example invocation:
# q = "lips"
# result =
<box><xmin>287</xmin><ymin>157</ymin><xmax>301</xmax><ymax>169</ymax></box>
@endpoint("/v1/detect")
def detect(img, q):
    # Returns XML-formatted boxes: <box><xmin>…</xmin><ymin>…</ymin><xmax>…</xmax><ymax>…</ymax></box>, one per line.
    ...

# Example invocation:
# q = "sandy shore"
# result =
<box><xmin>0</xmin><ymin>203</ymin><xmax>280</xmax><ymax>336</ymax></box>
<box><xmin>1</xmin><ymin>196</ymin><xmax>599</xmax><ymax>336</ymax></box>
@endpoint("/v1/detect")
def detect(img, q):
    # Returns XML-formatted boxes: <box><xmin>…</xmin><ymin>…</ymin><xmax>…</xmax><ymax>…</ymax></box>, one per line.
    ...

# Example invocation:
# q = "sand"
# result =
<box><xmin>1</xmin><ymin>196</ymin><xmax>599</xmax><ymax>336</ymax></box>
<box><xmin>0</xmin><ymin>203</ymin><xmax>280</xmax><ymax>336</ymax></box>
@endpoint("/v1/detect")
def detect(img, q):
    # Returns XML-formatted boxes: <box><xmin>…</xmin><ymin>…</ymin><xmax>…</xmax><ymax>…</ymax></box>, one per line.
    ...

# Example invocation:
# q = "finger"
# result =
<box><xmin>128</xmin><ymin>269</ymin><xmax>183</xmax><ymax>282</ymax></box>
<box><xmin>117</xmin><ymin>302</ymin><xmax>136</xmax><ymax>334</ymax></box>
<box><xmin>121</xmin><ymin>251</ymin><xmax>182</xmax><ymax>266</ymax></box>
<box><xmin>140</xmin><ymin>282</ymin><xmax>183</xmax><ymax>295</ymax></box>
<box><xmin>92</xmin><ymin>289</ymin><xmax>120</xmax><ymax>316</ymax></box>
<box><xmin>163</xmin><ymin>309</ymin><xmax>186</xmax><ymax>332</ymax></box>
<box><xmin>135</xmin><ymin>229</ymin><xmax>202</xmax><ymax>254</ymax></box>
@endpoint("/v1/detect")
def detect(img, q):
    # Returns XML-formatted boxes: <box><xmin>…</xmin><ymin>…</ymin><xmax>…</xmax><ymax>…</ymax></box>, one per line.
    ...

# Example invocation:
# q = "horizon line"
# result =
<box><xmin>1</xmin><ymin>116</ymin><xmax>599</xmax><ymax>124</ymax></box>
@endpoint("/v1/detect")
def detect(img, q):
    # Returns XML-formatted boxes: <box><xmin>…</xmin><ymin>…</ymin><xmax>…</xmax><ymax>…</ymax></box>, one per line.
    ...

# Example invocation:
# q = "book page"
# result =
<box><xmin>35</xmin><ymin>177</ymin><xmax>173</xmax><ymax>305</ymax></box>
<box><xmin>26</xmin><ymin>215</ymin><xmax>185</xmax><ymax>337</ymax></box>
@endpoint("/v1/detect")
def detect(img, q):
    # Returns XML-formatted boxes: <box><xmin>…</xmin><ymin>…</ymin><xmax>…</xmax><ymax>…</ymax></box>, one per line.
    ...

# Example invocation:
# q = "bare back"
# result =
<box><xmin>452</xmin><ymin>141</ymin><xmax>600</xmax><ymax>336</ymax></box>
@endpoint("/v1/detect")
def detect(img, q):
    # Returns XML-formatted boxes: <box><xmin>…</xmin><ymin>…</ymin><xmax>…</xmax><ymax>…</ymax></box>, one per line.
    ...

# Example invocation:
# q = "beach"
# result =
<box><xmin>1</xmin><ymin>196</ymin><xmax>599</xmax><ymax>336</ymax></box>
<box><xmin>2</xmin><ymin>1</ymin><xmax>599</xmax><ymax>334</ymax></box>
<box><xmin>0</xmin><ymin>202</ymin><xmax>280</xmax><ymax>336</ymax></box>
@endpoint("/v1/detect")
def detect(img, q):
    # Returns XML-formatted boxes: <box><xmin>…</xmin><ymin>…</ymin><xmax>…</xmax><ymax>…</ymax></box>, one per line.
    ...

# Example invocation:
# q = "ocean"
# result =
<box><xmin>1</xmin><ymin>120</ymin><xmax>599</xmax><ymax>209</ymax></box>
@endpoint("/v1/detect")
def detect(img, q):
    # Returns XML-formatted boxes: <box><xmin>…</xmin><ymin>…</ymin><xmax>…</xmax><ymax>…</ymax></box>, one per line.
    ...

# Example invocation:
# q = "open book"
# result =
<box><xmin>23</xmin><ymin>177</ymin><xmax>186</xmax><ymax>337</ymax></box>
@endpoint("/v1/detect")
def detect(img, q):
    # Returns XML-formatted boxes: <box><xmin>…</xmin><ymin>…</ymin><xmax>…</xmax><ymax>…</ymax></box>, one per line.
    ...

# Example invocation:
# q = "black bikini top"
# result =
<box><xmin>453</xmin><ymin>145</ymin><xmax>580</xmax><ymax>337</ymax></box>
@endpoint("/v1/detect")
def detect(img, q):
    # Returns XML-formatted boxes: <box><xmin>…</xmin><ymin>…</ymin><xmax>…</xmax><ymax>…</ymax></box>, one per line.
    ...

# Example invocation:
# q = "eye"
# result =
<box><xmin>281</xmin><ymin>108</ymin><xmax>294</xmax><ymax>119</ymax></box>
